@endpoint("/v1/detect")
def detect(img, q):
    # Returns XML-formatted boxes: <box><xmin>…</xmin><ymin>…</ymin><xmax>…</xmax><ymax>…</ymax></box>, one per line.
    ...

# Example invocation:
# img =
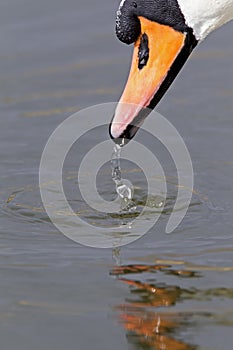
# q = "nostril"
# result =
<box><xmin>138</xmin><ymin>33</ymin><xmax>150</xmax><ymax>70</ymax></box>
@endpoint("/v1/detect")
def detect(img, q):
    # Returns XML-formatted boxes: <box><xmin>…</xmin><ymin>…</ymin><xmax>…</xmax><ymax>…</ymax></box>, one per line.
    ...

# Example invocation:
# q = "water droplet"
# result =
<box><xmin>111</xmin><ymin>145</ymin><xmax>137</xmax><ymax>214</ymax></box>
<box><xmin>117</xmin><ymin>180</ymin><xmax>133</xmax><ymax>200</ymax></box>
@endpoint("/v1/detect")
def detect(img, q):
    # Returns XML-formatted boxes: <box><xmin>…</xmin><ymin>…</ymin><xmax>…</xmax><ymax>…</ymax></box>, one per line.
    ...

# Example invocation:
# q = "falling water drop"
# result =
<box><xmin>111</xmin><ymin>144</ymin><xmax>137</xmax><ymax>213</ymax></box>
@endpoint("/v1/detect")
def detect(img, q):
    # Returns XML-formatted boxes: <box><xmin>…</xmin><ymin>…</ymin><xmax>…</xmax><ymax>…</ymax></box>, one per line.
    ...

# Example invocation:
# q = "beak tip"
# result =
<box><xmin>109</xmin><ymin>116</ymin><xmax>126</xmax><ymax>139</ymax></box>
<box><xmin>109</xmin><ymin>123</ymin><xmax>139</xmax><ymax>147</ymax></box>
<box><xmin>109</xmin><ymin>104</ymin><xmax>145</xmax><ymax>143</ymax></box>
<box><xmin>109</xmin><ymin>125</ymin><xmax>120</xmax><ymax>140</ymax></box>
<box><xmin>109</xmin><ymin>123</ymin><xmax>124</xmax><ymax>146</ymax></box>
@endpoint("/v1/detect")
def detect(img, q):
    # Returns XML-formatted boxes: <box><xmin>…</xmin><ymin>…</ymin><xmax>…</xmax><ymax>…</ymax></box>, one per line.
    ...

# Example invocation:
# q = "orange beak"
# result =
<box><xmin>110</xmin><ymin>17</ymin><xmax>188</xmax><ymax>140</ymax></box>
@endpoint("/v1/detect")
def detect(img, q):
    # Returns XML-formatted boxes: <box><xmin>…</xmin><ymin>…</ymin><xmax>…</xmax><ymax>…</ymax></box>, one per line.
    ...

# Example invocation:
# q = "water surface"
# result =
<box><xmin>0</xmin><ymin>1</ymin><xmax>233</xmax><ymax>349</ymax></box>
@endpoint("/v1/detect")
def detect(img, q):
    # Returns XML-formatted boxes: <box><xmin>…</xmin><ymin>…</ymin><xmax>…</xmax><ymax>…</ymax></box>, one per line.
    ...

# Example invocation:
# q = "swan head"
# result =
<box><xmin>109</xmin><ymin>0</ymin><xmax>233</xmax><ymax>142</ymax></box>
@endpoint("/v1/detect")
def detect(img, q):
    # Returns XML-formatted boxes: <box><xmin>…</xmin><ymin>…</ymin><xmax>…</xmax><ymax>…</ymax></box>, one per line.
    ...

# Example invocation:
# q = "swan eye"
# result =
<box><xmin>138</xmin><ymin>33</ymin><xmax>149</xmax><ymax>70</ymax></box>
<box><xmin>132</xmin><ymin>1</ymin><xmax>137</xmax><ymax>8</ymax></box>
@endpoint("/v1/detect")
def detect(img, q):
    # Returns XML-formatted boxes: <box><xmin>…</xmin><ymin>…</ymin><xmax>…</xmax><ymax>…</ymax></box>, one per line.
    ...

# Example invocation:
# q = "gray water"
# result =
<box><xmin>1</xmin><ymin>1</ymin><xmax>233</xmax><ymax>349</ymax></box>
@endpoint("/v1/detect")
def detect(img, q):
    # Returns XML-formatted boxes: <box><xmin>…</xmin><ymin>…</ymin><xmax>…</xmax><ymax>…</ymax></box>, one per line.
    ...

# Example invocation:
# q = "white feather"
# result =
<box><xmin>119</xmin><ymin>0</ymin><xmax>126</xmax><ymax>9</ymax></box>
<box><xmin>178</xmin><ymin>0</ymin><xmax>233</xmax><ymax>40</ymax></box>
